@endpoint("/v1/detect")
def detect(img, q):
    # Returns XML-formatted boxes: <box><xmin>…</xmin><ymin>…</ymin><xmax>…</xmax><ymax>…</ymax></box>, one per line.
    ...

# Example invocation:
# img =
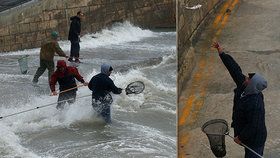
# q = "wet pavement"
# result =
<box><xmin>178</xmin><ymin>0</ymin><xmax>280</xmax><ymax>157</ymax></box>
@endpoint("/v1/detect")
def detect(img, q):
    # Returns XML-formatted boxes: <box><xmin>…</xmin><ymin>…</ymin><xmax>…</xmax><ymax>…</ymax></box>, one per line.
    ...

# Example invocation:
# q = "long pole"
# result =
<box><xmin>227</xmin><ymin>134</ymin><xmax>264</xmax><ymax>158</ymax></box>
<box><xmin>51</xmin><ymin>84</ymin><xmax>84</xmax><ymax>96</ymax></box>
<box><xmin>0</xmin><ymin>94</ymin><xmax>91</xmax><ymax>120</ymax></box>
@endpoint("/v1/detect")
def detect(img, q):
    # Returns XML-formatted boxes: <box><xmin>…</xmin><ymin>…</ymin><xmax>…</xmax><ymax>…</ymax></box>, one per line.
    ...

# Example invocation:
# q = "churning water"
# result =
<box><xmin>0</xmin><ymin>21</ymin><xmax>176</xmax><ymax>158</ymax></box>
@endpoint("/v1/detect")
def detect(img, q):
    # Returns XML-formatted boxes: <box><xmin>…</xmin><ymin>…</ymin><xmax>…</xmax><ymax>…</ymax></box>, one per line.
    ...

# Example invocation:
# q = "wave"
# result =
<box><xmin>0</xmin><ymin>21</ymin><xmax>156</xmax><ymax>56</ymax></box>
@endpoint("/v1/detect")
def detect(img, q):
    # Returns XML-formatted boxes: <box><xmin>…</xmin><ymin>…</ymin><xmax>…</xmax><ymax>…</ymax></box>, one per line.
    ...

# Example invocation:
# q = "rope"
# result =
<box><xmin>0</xmin><ymin>94</ymin><xmax>91</xmax><ymax>120</ymax></box>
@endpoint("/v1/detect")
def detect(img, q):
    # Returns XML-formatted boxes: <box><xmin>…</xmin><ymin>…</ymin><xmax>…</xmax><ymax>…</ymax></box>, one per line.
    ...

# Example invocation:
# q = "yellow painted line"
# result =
<box><xmin>178</xmin><ymin>58</ymin><xmax>206</xmax><ymax>126</ymax></box>
<box><xmin>178</xmin><ymin>132</ymin><xmax>189</xmax><ymax>158</ymax></box>
<box><xmin>212</xmin><ymin>0</ymin><xmax>233</xmax><ymax>28</ymax></box>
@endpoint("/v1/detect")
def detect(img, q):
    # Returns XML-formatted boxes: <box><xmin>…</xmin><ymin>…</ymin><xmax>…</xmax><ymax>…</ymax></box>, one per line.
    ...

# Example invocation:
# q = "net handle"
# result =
<box><xmin>226</xmin><ymin>134</ymin><xmax>264</xmax><ymax>158</ymax></box>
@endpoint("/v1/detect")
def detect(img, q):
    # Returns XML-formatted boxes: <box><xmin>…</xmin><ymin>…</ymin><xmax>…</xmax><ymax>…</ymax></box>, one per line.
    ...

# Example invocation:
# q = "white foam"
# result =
<box><xmin>58</xmin><ymin>21</ymin><xmax>156</xmax><ymax>52</ymax></box>
<box><xmin>0</xmin><ymin>21</ymin><xmax>155</xmax><ymax>56</ymax></box>
<box><xmin>0</xmin><ymin>123</ymin><xmax>47</xmax><ymax>158</ymax></box>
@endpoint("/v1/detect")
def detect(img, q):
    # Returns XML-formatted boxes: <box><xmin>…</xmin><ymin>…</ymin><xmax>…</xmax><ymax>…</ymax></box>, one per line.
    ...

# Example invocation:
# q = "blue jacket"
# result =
<box><xmin>219</xmin><ymin>52</ymin><xmax>267</xmax><ymax>148</ymax></box>
<box><xmin>88</xmin><ymin>64</ymin><xmax>122</xmax><ymax>100</ymax></box>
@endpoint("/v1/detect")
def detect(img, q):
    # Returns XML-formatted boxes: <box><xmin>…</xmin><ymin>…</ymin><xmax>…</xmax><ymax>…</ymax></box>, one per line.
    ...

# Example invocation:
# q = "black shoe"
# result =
<box><xmin>75</xmin><ymin>58</ymin><xmax>81</xmax><ymax>63</ymax></box>
<box><xmin>68</xmin><ymin>57</ymin><xmax>74</xmax><ymax>62</ymax></box>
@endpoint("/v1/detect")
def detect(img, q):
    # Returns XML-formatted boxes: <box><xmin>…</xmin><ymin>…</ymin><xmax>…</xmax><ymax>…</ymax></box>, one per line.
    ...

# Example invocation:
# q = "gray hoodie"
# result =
<box><xmin>101</xmin><ymin>63</ymin><xmax>111</xmax><ymax>75</ymax></box>
<box><xmin>244</xmin><ymin>73</ymin><xmax>267</xmax><ymax>95</ymax></box>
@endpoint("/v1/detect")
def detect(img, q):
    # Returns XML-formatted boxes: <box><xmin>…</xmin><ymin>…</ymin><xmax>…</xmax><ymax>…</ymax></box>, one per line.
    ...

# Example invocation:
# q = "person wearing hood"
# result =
<box><xmin>68</xmin><ymin>11</ymin><xmax>84</xmax><ymax>63</ymax></box>
<box><xmin>212</xmin><ymin>42</ymin><xmax>267</xmax><ymax>158</ymax></box>
<box><xmin>88</xmin><ymin>64</ymin><xmax>122</xmax><ymax>123</ymax></box>
<box><xmin>50</xmin><ymin>60</ymin><xmax>88</xmax><ymax>109</ymax></box>
<box><xmin>32</xmin><ymin>31</ymin><xmax>68</xmax><ymax>84</ymax></box>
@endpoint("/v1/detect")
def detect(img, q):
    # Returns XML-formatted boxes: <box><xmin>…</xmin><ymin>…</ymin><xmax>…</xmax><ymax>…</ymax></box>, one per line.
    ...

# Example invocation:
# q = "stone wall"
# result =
<box><xmin>0</xmin><ymin>0</ymin><xmax>175</xmax><ymax>52</ymax></box>
<box><xmin>177</xmin><ymin>0</ymin><xmax>221</xmax><ymax>94</ymax></box>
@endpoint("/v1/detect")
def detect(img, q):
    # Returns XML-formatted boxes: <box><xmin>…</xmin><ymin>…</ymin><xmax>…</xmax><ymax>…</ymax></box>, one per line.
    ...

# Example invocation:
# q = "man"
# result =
<box><xmin>88</xmin><ymin>64</ymin><xmax>122</xmax><ymax>123</ymax></box>
<box><xmin>50</xmin><ymin>60</ymin><xmax>88</xmax><ymax>109</ymax></box>
<box><xmin>32</xmin><ymin>31</ymin><xmax>67</xmax><ymax>84</ymax></box>
<box><xmin>68</xmin><ymin>11</ymin><xmax>84</xmax><ymax>63</ymax></box>
<box><xmin>212</xmin><ymin>42</ymin><xmax>267</xmax><ymax>158</ymax></box>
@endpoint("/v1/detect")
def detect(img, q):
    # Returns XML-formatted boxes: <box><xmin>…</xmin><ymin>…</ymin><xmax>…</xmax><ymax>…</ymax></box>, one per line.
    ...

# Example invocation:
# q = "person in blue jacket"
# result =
<box><xmin>212</xmin><ymin>42</ymin><xmax>267</xmax><ymax>158</ymax></box>
<box><xmin>88</xmin><ymin>64</ymin><xmax>122</xmax><ymax>123</ymax></box>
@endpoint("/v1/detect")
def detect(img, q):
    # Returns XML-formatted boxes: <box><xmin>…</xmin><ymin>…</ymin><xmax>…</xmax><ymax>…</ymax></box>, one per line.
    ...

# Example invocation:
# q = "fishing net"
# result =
<box><xmin>18</xmin><ymin>55</ymin><xmax>29</xmax><ymax>74</ymax></box>
<box><xmin>201</xmin><ymin>119</ymin><xmax>229</xmax><ymax>158</ymax></box>
<box><xmin>125</xmin><ymin>81</ymin><xmax>145</xmax><ymax>95</ymax></box>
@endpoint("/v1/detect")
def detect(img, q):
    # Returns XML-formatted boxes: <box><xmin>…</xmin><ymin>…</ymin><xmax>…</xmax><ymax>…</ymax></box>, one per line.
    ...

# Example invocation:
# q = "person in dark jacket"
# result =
<box><xmin>88</xmin><ymin>64</ymin><xmax>122</xmax><ymax>123</ymax></box>
<box><xmin>32</xmin><ymin>31</ymin><xmax>68</xmax><ymax>84</ymax></box>
<box><xmin>50</xmin><ymin>60</ymin><xmax>88</xmax><ymax>109</ymax></box>
<box><xmin>68</xmin><ymin>11</ymin><xmax>84</xmax><ymax>63</ymax></box>
<box><xmin>212</xmin><ymin>42</ymin><xmax>267</xmax><ymax>158</ymax></box>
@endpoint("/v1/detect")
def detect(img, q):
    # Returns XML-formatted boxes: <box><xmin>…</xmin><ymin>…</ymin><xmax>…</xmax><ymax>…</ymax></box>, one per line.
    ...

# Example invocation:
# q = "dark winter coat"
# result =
<box><xmin>219</xmin><ymin>52</ymin><xmax>267</xmax><ymax>148</ymax></box>
<box><xmin>88</xmin><ymin>64</ymin><xmax>122</xmax><ymax>100</ymax></box>
<box><xmin>68</xmin><ymin>16</ymin><xmax>81</xmax><ymax>42</ymax></box>
<box><xmin>50</xmin><ymin>66</ymin><xmax>85</xmax><ymax>92</ymax></box>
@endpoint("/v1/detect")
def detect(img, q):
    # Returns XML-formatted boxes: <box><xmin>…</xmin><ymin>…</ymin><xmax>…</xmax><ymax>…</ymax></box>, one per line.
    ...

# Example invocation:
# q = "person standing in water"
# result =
<box><xmin>88</xmin><ymin>64</ymin><xmax>122</xmax><ymax>123</ymax></box>
<box><xmin>50</xmin><ymin>60</ymin><xmax>88</xmax><ymax>109</ymax></box>
<box><xmin>32</xmin><ymin>31</ymin><xmax>67</xmax><ymax>84</ymax></box>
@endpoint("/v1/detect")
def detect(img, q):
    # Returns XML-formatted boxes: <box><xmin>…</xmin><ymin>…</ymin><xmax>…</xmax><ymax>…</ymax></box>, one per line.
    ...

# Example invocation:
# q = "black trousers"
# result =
<box><xmin>57</xmin><ymin>90</ymin><xmax>77</xmax><ymax>109</ymax></box>
<box><xmin>92</xmin><ymin>99</ymin><xmax>111</xmax><ymax>123</ymax></box>
<box><xmin>70</xmin><ymin>41</ymin><xmax>80</xmax><ymax>58</ymax></box>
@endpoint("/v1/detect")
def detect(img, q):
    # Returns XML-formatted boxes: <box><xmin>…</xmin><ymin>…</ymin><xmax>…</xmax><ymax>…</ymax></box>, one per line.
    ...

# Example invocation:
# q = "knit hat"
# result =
<box><xmin>51</xmin><ymin>31</ymin><xmax>59</xmax><ymax>39</ymax></box>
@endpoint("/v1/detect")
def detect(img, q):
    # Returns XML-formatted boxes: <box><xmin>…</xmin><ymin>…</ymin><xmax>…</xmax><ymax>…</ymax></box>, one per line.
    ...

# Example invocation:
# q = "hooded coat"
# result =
<box><xmin>50</xmin><ymin>60</ymin><xmax>85</xmax><ymax>92</ymax></box>
<box><xmin>68</xmin><ymin>16</ymin><xmax>81</xmax><ymax>42</ymax></box>
<box><xmin>88</xmin><ymin>64</ymin><xmax>122</xmax><ymax>100</ymax></box>
<box><xmin>219</xmin><ymin>52</ymin><xmax>267</xmax><ymax>148</ymax></box>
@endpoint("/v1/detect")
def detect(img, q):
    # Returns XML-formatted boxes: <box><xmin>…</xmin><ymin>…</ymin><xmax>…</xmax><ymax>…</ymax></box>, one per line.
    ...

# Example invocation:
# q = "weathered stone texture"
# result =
<box><xmin>177</xmin><ymin>0</ymin><xmax>221</xmax><ymax>94</ymax></box>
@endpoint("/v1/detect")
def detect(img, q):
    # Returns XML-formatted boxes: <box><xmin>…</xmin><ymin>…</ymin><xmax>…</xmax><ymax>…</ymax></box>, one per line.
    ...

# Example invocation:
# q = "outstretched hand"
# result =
<box><xmin>234</xmin><ymin>136</ymin><xmax>242</xmax><ymax>145</ymax></box>
<box><xmin>51</xmin><ymin>91</ymin><xmax>58</xmax><ymax>96</ymax></box>
<box><xmin>211</xmin><ymin>41</ymin><xmax>223</xmax><ymax>54</ymax></box>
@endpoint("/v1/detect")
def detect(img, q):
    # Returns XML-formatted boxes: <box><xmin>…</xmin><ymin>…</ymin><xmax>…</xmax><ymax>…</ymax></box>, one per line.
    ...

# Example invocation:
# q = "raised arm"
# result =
<box><xmin>212</xmin><ymin>42</ymin><xmax>246</xmax><ymax>88</ymax></box>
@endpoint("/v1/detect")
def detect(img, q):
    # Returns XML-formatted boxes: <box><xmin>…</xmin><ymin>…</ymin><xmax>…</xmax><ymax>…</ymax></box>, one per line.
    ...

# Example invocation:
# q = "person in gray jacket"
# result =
<box><xmin>213</xmin><ymin>42</ymin><xmax>267</xmax><ymax>158</ymax></box>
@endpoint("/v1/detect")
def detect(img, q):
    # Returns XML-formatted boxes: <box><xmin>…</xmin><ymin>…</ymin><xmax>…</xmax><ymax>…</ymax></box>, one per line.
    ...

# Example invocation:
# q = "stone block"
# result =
<box><xmin>16</xmin><ymin>35</ymin><xmax>24</xmax><ymax>44</ymax></box>
<box><xmin>22</xmin><ymin>42</ymin><xmax>32</xmax><ymax>49</ymax></box>
<box><xmin>29</xmin><ymin>23</ymin><xmax>39</xmax><ymax>32</ymax></box>
<box><xmin>37</xmin><ymin>31</ymin><xmax>47</xmax><ymax>40</ymax></box>
<box><xmin>10</xmin><ymin>44</ymin><xmax>22</xmax><ymax>51</ymax></box>
<box><xmin>89</xmin><ymin>5</ymin><xmax>103</xmax><ymax>12</ymax></box>
<box><xmin>53</xmin><ymin>10</ymin><xmax>66</xmax><ymax>19</ymax></box>
<box><xmin>38</xmin><ymin>21</ymin><xmax>50</xmax><ymax>31</ymax></box>
<box><xmin>0</xmin><ymin>37</ymin><xmax>4</xmax><ymax>46</ymax></box>
<box><xmin>2</xmin><ymin>45</ymin><xmax>11</xmax><ymax>52</ymax></box>
<box><xmin>0</xmin><ymin>27</ymin><xmax>9</xmax><ymax>36</ymax></box>
<box><xmin>89</xmin><ymin>0</ymin><xmax>104</xmax><ymax>5</ymax></box>
<box><xmin>34</xmin><ymin>14</ymin><xmax>44</xmax><ymax>22</ymax></box>
<box><xmin>19</xmin><ymin>23</ymin><xmax>30</xmax><ymax>33</ymax></box>
<box><xmin>27</xmin><ymin>32</ymin><xmax>37</xmax><ymax>42</ymax></box>
<box><xmin>4</xmin><ymin>36</ymin><xmax>10</xmax><ymax>46</ymax></box>
<box><xmin>49</xmin><ymin>20</ymin><xmax>59</xmax><ymax>28</ymax></box>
